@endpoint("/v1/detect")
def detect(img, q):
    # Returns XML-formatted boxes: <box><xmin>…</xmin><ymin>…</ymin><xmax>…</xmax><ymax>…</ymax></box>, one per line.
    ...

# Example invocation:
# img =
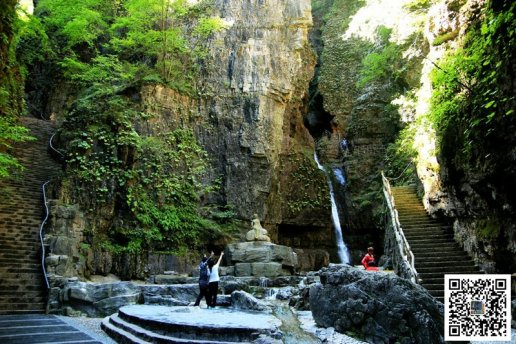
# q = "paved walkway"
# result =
<box><xmin>0</xmin><ymin>314</ymin><xmax>105</xmax><ymax>344</ymax></box>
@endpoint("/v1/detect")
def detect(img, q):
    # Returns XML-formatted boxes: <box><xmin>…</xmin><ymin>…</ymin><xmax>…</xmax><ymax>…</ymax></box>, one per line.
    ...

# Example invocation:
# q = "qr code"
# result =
<box><xmin>445</xmin><ymin>274</ymin><xmax>511</xmax><ymax>341</ymax></box>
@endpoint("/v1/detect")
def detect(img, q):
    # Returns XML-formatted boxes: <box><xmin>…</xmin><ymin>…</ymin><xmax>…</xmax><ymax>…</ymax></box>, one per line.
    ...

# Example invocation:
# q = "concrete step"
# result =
<box><xmin>409</xmin><ymin>242</ymin><xmax>459</xmax><ymax>250</ymax></box>
<box><xmin>0</xmin><ymin>302</ymin><xmax>46</xmax><ymax>314</ymax></box>
<box><xmin>103</xmin><ymin>314</ymin><xmax>242</xmax><ymax>344</ymax></box>
<box><xmin>0</xmin><ymin>118</ymin><xmax>61</xmax><ymax>314</ymax></box>
<box><xmin>390</xmin><ymin>185</ymin><xmax>484</xmax><ymax>302</ymax></box>
<box><xmin>416</xmin><ymin>265</ymin><xmax>479</xmax><ymax>274</ymax></box>
<box><xmin>405</xmin><ymin>237</ymin><xmax>454</xmax><ymax>245</ymax></box>
<box><xmin>102</xmin><ymin>305</ymin><xmax>282</xmax><ymax>344</ymax></box>
<box><xmin>416</xmin><ymin>254</ymin><xmax>470</xmax><ymax>263</ymax></box>
<box><xmin>418</xmin><ymin>271</ymin><xmax>474</xmax><ymax>280</ymax></box>
<box><xmin>416</xmin><ymin>260</ymin><xmax>476</xmax><ymax>269</ymax></box>
<box><xmin>403</xmin><ymin>231</ymin><xmax>453</xmax><ymax>243</ymax></box>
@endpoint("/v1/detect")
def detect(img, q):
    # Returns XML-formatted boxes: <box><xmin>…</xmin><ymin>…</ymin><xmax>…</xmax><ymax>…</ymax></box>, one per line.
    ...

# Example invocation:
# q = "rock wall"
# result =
<box><xmin>140</xmin><ymin>0</ymin><xmax>336</xmax><ymax>253</ymax></box>
<box><xmin>311</xmin><ymin>0</ymin><xmax>428</xmax><ymax>262</ymax></box>
<box><xmin>43</xmin><ymin>0</ymin><xmax>338</xmax><ymax>279</ymax></box>
<box><xmin>409</xmin><ymin>0</ymin><xmax>516</xmax><ymax>273</ymax></box>
<box><xmin>45</xmin><ymin>199</ymin><xmax>201</xmax><ymax>279</ymax></box>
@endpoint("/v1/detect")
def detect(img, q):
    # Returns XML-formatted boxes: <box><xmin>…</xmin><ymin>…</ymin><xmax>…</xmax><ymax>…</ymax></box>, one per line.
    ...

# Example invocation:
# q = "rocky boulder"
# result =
<box><xmin>231</xmin><ymin>290</ymin><xmax>272</xmax><ymax>312</ymax></box>
<box><xmin>53</xmin><ymin>280</ymin><xmax>141</xmax><ymax>317</ymax></box>
<box><xmin>225</xmin><ymin>241</ymin><xmax>298</xmax><ymax>278</ymax></box>
<box><xmin>310</xmin><ymin>264</ymin><xmax>444</xmax><ymax>344</ymax></box>
<box><xmin>141</xmin><ymin>284</ymin><xmax>198</xmax><ymax>306</ymax></box>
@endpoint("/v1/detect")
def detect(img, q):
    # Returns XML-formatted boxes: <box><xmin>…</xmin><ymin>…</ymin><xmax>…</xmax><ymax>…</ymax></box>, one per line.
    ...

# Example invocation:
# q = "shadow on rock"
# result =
<box><xmin>310</xmin><ymin>264</ymin><xmax>444</xmax><ymax>344</ymax></box>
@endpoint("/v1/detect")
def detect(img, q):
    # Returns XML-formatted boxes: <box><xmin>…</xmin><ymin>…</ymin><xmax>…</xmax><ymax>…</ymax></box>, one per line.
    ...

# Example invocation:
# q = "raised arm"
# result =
<box><xmin>215</xmin><ymin>252</ymin><xmax>224</xmax><ymax>266</ymax></box>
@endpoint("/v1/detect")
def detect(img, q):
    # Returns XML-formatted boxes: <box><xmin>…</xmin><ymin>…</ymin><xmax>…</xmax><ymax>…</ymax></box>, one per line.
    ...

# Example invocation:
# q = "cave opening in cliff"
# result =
<box><xmin>304</xmin><ymin>88</ymin><xmax>334</xmax><ymax>140</ymax></box>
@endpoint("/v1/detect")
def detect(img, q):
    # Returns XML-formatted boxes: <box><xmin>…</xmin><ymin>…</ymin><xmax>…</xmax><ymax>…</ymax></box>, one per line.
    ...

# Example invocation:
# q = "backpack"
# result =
<box><xmin>199</xmin><ymin>262</ymin><xmax>209</xmax><ymax>285</ymax></box>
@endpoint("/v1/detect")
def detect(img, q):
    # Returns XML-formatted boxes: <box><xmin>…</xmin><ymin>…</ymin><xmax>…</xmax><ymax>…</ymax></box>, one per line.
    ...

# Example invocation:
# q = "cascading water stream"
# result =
<box><xmin>314</xmin><ymin>152</ymin><xmax>351</xmax><ymax>264</ymax></box>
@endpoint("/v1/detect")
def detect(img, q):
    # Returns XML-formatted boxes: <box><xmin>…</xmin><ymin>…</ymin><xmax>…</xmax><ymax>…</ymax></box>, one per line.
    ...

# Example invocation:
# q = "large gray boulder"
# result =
<box><xmin>225</xmin><ymin>241</ymin><xmax>299</xmax><ymax>278</ymax></box>
<box><xmin>231</xmin><ymin>290</ymin><xmax>271</xmax><ymax>312</ymax></box>
<box><xmin>60</xmin><ymin>281</ymin><xmax>141</xmax><ymax>317</ymax></box>
<box><xmin>310</xmin><ymin>265</ymin><xmax>444</xmax><ymax>344</ymax></box>
<box><xmin>226</xmin><ymin>242</ymin><xmax>298</xmax><ymax>267</ymax></box>
<box><xmin>141</xmin><ymin>284</ymin><xmax>198</xmax><ymax>306</ymax></box>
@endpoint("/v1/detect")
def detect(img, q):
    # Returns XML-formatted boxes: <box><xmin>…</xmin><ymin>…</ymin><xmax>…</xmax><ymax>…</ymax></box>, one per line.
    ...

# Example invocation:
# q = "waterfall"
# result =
<box><xmin>259</xmin><ymin>277</ymin><xmax>278</xmax><ymax>299</ymax></box>
<box><xmin>314</xmin><ymin>153</ymin><xmax>351</xmax><ymax>264</ymax></box>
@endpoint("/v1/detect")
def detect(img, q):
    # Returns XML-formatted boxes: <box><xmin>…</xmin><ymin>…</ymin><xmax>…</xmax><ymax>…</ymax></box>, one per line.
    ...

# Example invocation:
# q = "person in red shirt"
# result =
<box><xmin>361</xmin><ymin>247</ymin><xmax>378</xmax><ymax>271</ymax></box>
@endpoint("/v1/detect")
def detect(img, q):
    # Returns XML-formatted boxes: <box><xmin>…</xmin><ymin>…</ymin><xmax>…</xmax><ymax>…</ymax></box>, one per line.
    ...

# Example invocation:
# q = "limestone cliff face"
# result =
<box><xmin>141</xmin><ymin>1</ymin><xmax>333</xmax><ymax>248</ymax></box>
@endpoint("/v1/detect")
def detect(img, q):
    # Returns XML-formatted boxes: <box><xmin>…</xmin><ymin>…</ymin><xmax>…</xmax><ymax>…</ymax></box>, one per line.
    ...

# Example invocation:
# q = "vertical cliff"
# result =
<box><xmin>418</xmin><ymin>0</ymin><xmax>516</xmax><ymax>273</ymax></box>
<box><xmin>142</xmin><ymin>0</ymin><xmax>334</xmax><ymax>247</ymax></box>
<box><xmin>310</xmin><ymin>0</ymin><xmax>429</xmax><ymax>260</ymax></box>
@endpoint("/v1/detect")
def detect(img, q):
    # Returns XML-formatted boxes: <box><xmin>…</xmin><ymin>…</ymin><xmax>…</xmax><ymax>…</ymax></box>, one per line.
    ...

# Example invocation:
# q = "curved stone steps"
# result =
<box><xmin>102</xmin><ymin>305</ymin><xmax>282</xmax><ymax>343</ymax></box>
<box><xmin>102</xmin><ymin>314</ymin><xmax>241</xmax><ymax>344</ymax></box>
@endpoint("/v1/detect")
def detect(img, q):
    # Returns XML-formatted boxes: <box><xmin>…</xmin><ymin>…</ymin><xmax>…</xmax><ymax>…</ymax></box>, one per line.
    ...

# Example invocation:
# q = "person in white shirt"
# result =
<box><xmin>207</xmin><ymin>251</ymin><xmax>224</xmax><ymax>308</ymax></box>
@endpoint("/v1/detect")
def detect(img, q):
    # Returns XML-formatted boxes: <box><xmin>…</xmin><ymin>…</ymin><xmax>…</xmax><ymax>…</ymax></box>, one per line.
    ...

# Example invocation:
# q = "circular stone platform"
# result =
<box><xmin>103</xmin><ymin>304</ymin><xmax>283</xmax><ymax>343</ymax></box>
<box><xmin>121</xmin><ymin>304</ymin><xmax>281</xmax><ymax>330</ymax></box>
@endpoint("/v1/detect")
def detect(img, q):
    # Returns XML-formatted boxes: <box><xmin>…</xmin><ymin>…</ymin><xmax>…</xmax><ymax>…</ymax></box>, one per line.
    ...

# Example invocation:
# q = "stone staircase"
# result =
<box><xmin>101</xmin><ymin>304</ymin><xmax>281</xmax><ymax>343</ymax></box>
<box><xmin>0</xmin><ymin>116</ymin><xmax>61</xmax><ymax>314</ymax></box>
<box><xmin>391</xmin><ymin>185</ymin><xmax>480</xmax><ymax>302</ymax></box>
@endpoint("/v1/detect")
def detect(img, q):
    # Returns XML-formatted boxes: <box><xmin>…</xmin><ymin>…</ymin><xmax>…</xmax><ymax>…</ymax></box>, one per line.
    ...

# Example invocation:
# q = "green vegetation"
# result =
<box><xmin>476</xmin><ymin>218</ymin><xmax>501</xmax><ymax>240</ymax></box>
<box><xmin>26</xmin><ymin>0</ymin><xmax>224</xmax><ymax>94</ymax></box>
<box><xmin>404</xmin><ymin>0</ymin><xmax>435</xmax><ymax>12</ymax></box>
<box><xmin>384</xmin><ymin>121</ymin><xmax>417</xmax><ymax>185</ymax></box>
<box><xmin>357</xmin><ymin>26</ymin><xmax>406</xmax><ymax>89</ymax></box>
<box><xmin>432</xmin><ymin>29</ymin><xmax>459</xmax><ymax>46</ymax></box>
<box><xmin>428</xmin><ymin>1</ymin><xmax>515</xmax><ymax>161</ymax></box>
<box><xmin>286</xmin><ymin>152</ymin><xmax>328</xmax><ymax>215</ymax></box>
<box><xmin>15</xmin><ymin>0</ymin><xmax>229</xmax><ymax>254</ymax></box>
<box><xmin>0</xmin><ymin>1</ymin><xmax>35</xmax><ymax>180</ymax></box>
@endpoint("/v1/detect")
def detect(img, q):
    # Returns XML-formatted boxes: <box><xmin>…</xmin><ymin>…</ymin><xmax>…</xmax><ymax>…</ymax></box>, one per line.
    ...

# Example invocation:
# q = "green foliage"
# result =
<box><xmin>286</xmin><ymin>151</ymin><xmax>328</xmax><ymax>215</ymax></box>
<box><xmin>36</xmin><ymin>0</ymin><xmax>112</xmax><ymax>50</ymax></box>
<box><xmin>476</xmin><ymin>218</ymin><xmax>500</xmax><ymax>240</ymax></box>
<box><xmin>357</xmin><ymin>26</ymin><xmax>405</xmax><ymax>89</ymax></box>
<box><xmin>428</xmin><ymin>1</ymin><xmax>515</xmax><ymax>160</ymax></box>
<box><xmin>404</xmin><ymin>0</ymin><xmax>435</xmax><ymax>12</ymax></box>
<box><xmin>384</xmin><ymin>123</ymin><xmax>417</xmax><ymax>185</ymax></box>
<box><xmin>0</xmin><ymin>1</ymin><xmax>35</xmax><ymax>180</ymax></box>
<box><xmin>30</xmin><ymin>0</ymin><xmax>224</xmax><ymax>94</ymax></box>
<box><xmin>14</xmin><ymin>15</ymin><xmax>53</xmax><ymax>77</ymax></box>
<box><xmin>432</xmin><ymin>29</ymin><xmax>459</xmax><ymax>46</ymax></box>
<box><xmin>14</xmin><ymin>0</ymin><xmax>228</xmax><ymax>253</ymax></box>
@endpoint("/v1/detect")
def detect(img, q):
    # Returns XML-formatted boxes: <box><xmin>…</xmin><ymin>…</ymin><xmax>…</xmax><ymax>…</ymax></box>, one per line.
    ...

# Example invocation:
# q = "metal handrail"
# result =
<box><xmin>40</xmin><ymin>180</ymin><xmax>51</xmax><ymax>290</ymax></box>
<box><xmin>39</xmin><ymin>131</ymin><xmax>64</xmax><ymax>290</ymax></box>
<box><xmin>49</xmin><ymin>133</ymin><xmax>65</xmax><ymax>159</ymax></box>
<box><xmin>381</xmin><ymin>171</ymin><xmax>418</xmax><ymax>284</ymax></box>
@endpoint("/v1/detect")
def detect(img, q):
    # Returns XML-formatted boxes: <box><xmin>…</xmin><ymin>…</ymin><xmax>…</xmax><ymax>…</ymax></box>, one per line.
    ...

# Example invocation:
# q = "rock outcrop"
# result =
<box><xmin>141</xmin><ymin>0</ymin><xmax>322</xmax><ymax>236</ymax></box>
<box><xmin>310</xmin><ymin>264</ymin><xmax>444</xmax><ymax>344</ymax></box>
<box><xmin>43</xmin><ymin>0</ymin><xmax>335</xmax><ymax>279</ymax></box>
<box><xmin>224</xmin><ymin>241</ymin><xmax>298</xmax><ymax>277</ymax></box>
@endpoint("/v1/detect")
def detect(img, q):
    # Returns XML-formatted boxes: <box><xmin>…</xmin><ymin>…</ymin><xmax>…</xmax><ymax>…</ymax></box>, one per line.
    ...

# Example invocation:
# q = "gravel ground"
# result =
<box><xmin>57</xmin><ymin>316</ymin><xmax>116</xmax><ymax>344</ymax></box>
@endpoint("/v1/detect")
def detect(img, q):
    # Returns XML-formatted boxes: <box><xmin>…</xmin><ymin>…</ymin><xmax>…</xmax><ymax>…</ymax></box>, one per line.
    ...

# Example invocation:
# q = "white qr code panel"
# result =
<box><xmin>445</xmin><ymin>274</ymin><xmax>511</xmax><ymax>341</ymax></box>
